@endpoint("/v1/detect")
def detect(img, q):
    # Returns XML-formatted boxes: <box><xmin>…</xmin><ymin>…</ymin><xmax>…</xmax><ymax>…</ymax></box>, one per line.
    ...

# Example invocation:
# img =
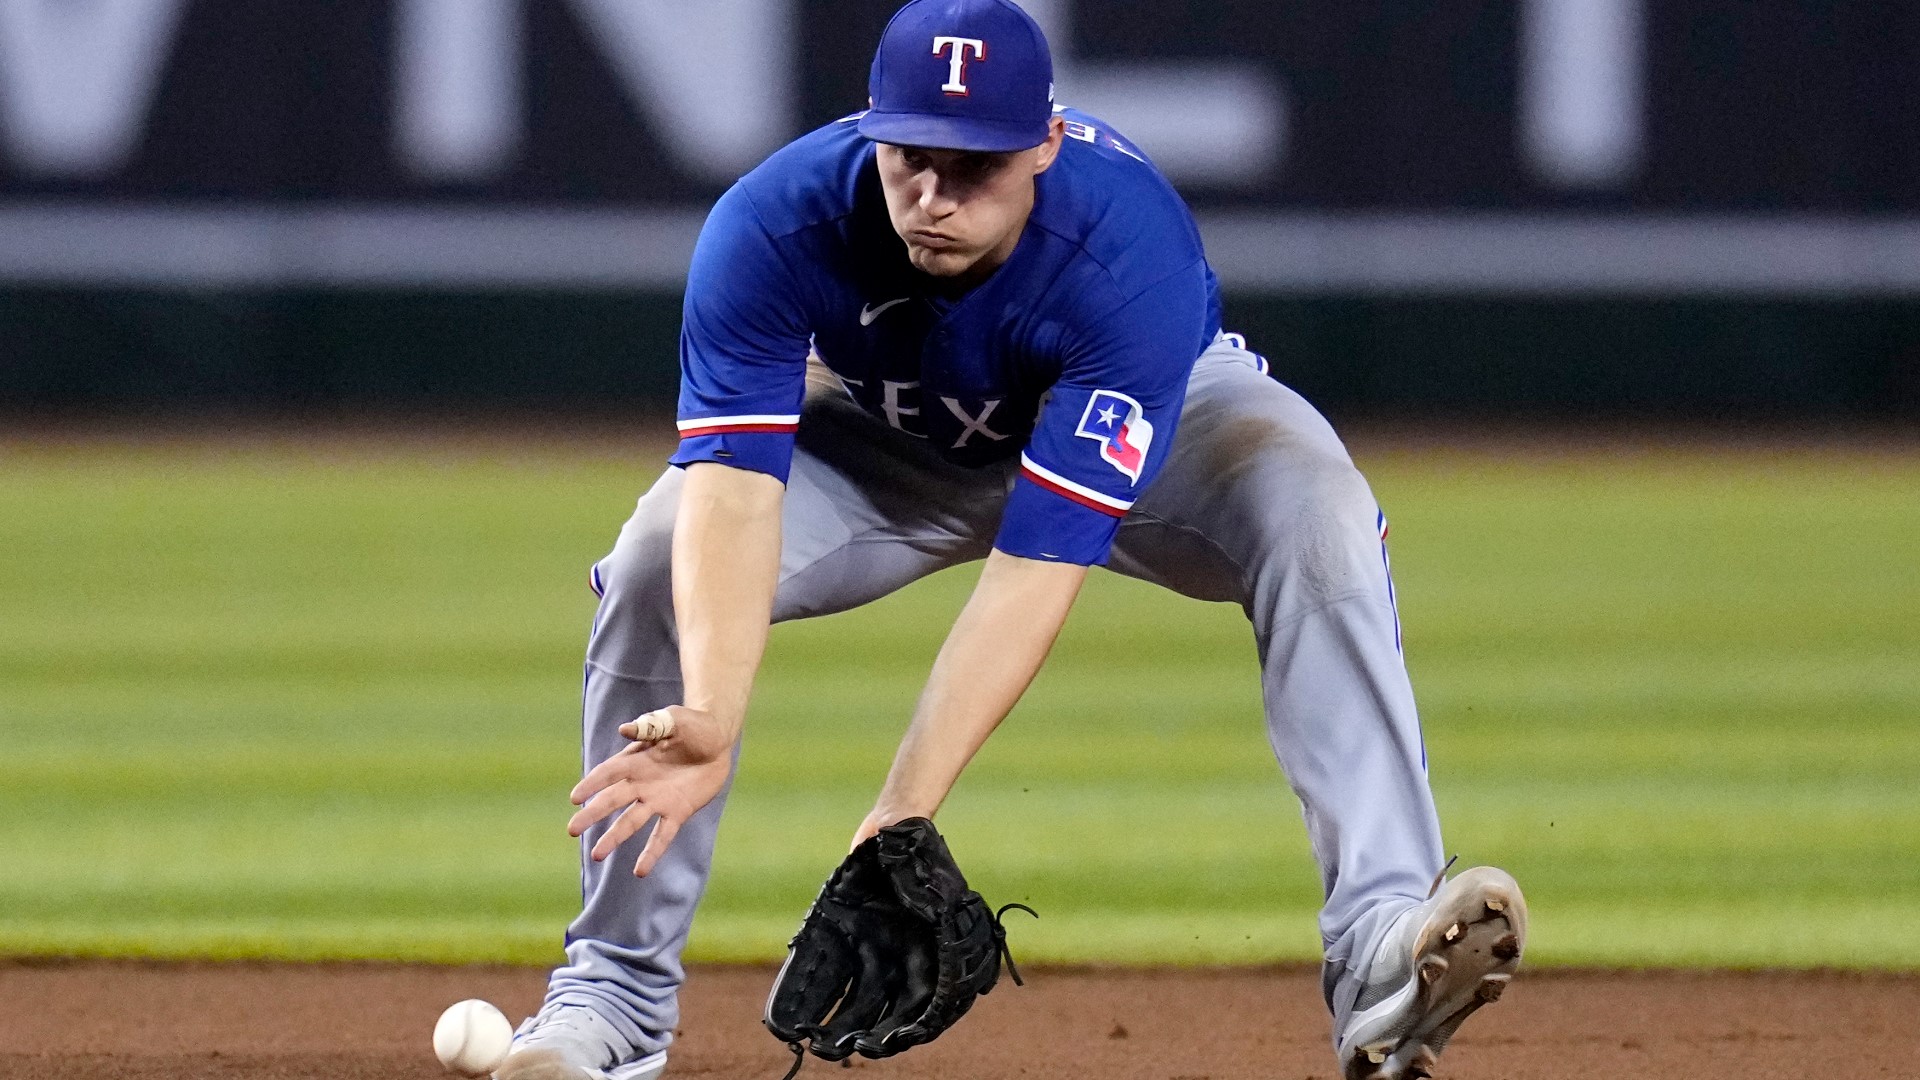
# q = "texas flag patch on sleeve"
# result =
<box><xmin>1075</xmin><ymin>389</ymin><xmax>1154</xmax><ymax>484</ymax></box>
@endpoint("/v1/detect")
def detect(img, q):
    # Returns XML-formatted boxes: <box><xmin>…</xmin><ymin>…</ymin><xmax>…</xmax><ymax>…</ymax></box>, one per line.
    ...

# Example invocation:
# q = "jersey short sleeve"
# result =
<box><xmin>994</xmin><ymin>258</ymin><xmax>1211</xmax><ymax>565</ymax></box>
<box><xmin>667</xmin><ymin>184</ymin><xmax>812</xmax><ymax>483</ymax></box>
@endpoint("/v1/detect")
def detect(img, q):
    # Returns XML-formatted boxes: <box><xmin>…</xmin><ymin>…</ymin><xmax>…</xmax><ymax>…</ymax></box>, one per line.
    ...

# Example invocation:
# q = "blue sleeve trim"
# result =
<box><xmin>668</xmin><ymin>431</ymin><xmax>796</xmax><ymax>484</ymax></box>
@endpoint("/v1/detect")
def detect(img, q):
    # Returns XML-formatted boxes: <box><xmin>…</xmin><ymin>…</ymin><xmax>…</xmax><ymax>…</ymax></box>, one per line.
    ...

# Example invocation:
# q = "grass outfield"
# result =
<box><xmin>1</xmin><ymin>433</ymin><xmax>1915</xmax><ymax>969</ymax></box>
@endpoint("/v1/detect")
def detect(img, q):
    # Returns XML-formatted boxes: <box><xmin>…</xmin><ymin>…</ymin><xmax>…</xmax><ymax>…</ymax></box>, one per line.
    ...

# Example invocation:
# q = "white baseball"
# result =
<box><xmin>432</xmin><ymin>998</ymin><xmax>513</xmax><ymax>1077</ymax></box>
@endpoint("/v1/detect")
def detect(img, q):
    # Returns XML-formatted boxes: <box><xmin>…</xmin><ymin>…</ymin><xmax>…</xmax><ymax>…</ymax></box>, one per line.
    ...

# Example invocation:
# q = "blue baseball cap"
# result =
<box><xmin>859</xmin><ymin>0</ymin><xmax>1055</xmax><ymax>152</ymax></box>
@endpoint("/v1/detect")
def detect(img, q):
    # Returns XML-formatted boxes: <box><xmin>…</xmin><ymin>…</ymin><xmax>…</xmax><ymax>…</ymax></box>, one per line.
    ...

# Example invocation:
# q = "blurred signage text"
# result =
<box><xmin>0</xmin><ymin>0</ymin><xmax>1914</xmax><ymax>293</ymax></box>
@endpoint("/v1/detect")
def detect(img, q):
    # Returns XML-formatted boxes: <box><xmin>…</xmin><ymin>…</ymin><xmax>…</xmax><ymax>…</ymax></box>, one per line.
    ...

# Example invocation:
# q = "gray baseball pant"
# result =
<box><xmin>543</xmin><ymin>336</ymin><xmax>1444</xmax><ymax>1055</ymax></box>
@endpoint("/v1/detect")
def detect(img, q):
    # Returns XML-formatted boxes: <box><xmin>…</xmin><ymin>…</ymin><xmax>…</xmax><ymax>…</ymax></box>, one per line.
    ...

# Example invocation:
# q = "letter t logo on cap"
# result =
<box><xmin>932</xmin><ymin>36</ymin><xmax>987</xmax><ymax>96</ymax></box>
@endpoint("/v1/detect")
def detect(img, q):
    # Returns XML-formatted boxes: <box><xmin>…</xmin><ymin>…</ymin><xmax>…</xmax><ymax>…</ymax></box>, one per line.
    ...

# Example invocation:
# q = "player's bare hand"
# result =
<box><xmin>568</xmin><ymin>705</ymin><xmax>735</xmax><ymax>877</ymax></box>
<box><xmin>849</xmin><ymin>805</ymin><xmax>923</xmax><ymax>851</ymax></box>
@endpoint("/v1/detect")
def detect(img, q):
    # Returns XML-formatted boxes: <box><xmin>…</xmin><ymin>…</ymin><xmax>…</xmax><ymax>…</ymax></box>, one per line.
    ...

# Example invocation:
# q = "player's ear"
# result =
<box><xmin>1031</xmin><ymin>116</ymin><xmax>1067</xmax><ymax>175</ymax></box>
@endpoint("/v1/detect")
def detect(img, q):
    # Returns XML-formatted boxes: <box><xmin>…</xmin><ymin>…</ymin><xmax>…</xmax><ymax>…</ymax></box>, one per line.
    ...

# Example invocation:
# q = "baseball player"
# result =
<box><xmin>499</xmin><ymin>2</ymin><xmax>1526</xmax><ymax>1079</ymax></box>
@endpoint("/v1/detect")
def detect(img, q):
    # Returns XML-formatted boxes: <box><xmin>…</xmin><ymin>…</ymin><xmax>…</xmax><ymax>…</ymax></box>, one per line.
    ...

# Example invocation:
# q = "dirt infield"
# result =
<box><xmin>3</xmin><ymin>962</ymin><xmax>1915</xmax><ymax>1079</ymax></box>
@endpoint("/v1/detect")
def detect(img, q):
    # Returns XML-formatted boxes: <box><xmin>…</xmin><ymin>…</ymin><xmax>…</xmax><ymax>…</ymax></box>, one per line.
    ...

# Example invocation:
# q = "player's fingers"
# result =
<box><xmin>570</xmin><ymin>743</ymin><xmax>643</xmax><ymax>804</ymax></box>
<box><xmin>631</xmin><ymin>815</ymin><xmax>683</xmax><ymax>878</ymax></box>
<box><xmin>590</xmin><ymin>801</ymin><xmax>656</xmax><ymax>863</ymax></box>
<box><xmin>618</xmin><ymin>708</ymin><xmax>677</xmax><ymax>747</ymax></box>
<box><xmin>567</xmin><ymin>779</ymin><xmax>638</xmax><ymax>836</ymax></box>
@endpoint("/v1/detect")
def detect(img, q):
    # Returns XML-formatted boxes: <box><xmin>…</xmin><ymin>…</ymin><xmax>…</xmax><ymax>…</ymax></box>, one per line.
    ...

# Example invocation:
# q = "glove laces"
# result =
<box><xmin>992</xmin><ymin>902</ymin><xmax>1038</xmax><ymax>986</ymax></box>
<box><xmin>776</xmin><ymin>1041</ymin><xmax>807</xmax><ymax>1080</ymax></box>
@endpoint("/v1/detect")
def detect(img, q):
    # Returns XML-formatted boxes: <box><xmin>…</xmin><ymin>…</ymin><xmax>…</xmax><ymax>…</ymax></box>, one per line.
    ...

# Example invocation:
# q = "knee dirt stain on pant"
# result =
<box><xmin>1189</xmin><ymin>410</ymin><xmax>1305</xmax><ymax>485</ymax></box>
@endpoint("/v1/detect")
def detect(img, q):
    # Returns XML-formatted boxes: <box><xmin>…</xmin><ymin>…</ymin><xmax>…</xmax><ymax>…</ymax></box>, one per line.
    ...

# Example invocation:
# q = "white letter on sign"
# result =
<box><xmin>395</xmin><ymin>0</ymin><xmax>520</xmax><ymax>180</ymax></box>
<box><xmin>394</xmin><ymin>0</ymin><xmax>796</xmax><ymax>184</ymax></box>
<box><xmin>0</xmin><ymin>0</ymin><xmax>191</xmax><ymax>177</ymax></box>
<box><xmin>932</xmin><ymin>36</ymin><xmax>986</xmax><ymax>96</ymax></box>
<box><xmin>1520</xmin><ymin>0</ymin><xmax>1644</xmax><ymax>188</ymax></box>
<box><xmin>1015</xmin><ymin>0</ymin><xmax>1283</xmax><ymax>186</ymax></box>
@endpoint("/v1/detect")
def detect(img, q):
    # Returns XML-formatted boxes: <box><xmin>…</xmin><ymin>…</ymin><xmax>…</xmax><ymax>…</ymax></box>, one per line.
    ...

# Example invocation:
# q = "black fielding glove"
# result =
<box><xmin>764</xmin><ymin>818</ymin><xmax>1031</xmax><ymax>1067</ymax></box>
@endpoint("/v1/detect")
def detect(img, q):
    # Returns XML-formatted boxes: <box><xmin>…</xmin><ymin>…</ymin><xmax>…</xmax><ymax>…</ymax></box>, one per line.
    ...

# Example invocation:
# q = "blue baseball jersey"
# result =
<box><xmin>670</xmin><ymin>107</ymin><xmax>1223</xmax><ymax>565</ymax></box>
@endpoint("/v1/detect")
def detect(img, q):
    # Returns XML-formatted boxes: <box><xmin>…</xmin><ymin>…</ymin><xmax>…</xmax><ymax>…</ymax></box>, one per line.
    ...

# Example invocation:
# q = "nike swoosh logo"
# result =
<box><xmin>859</xmin><ymin>298</ymin><xmax>911</xmax><ymax>326</ymax></box>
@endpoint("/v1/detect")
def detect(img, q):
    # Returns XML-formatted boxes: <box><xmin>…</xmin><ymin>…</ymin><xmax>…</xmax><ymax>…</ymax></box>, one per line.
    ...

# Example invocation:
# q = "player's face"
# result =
<box><xmin>877</xmin><ymin>118</ymin><xmax>1066</xmax><ymax>289</ymax></box>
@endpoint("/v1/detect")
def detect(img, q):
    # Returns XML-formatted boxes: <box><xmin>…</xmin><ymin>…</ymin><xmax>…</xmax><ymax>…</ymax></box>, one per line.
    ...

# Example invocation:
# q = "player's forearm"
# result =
<box><xmin>869</xmin><ymin>549</ymin><xmax>1088</xmax><ymax>823</ymax></box>
<box><xmin>672</xmin><ymin>461</ymin><xmax>785</xmax><ymax>746</ymax></box>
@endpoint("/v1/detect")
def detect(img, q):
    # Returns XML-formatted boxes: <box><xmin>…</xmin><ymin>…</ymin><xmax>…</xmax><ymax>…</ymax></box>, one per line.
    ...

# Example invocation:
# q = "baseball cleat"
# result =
<box><xmin>1335</xmin><ymin>866</ymin><xmax>1527</xmax><ymax>1080</ymax></box>
<box><xmin>495</xmin><ymin>1003</ymin><xmax>667</xmax><ymax>1080</ymax></box>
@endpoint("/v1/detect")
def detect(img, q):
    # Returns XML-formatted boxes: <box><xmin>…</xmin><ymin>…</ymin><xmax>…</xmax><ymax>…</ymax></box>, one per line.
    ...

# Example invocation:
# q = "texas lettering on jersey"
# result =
<box><xmin>826</xmin><ymin>371</ymin><xmax>1014</xmax><ymax>452</ymax></box>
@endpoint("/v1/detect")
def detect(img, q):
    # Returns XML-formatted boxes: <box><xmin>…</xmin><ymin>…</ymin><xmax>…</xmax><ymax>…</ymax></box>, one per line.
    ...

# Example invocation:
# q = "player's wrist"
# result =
<box><xmin>868</xmin><ymin>788</ymin><xmax>940</xmax><ymax>828</ymax></box>
<box><xmin>685</xmin><ymin>709</ymin><xmax>744</xmax><ymax>757</ymax></box>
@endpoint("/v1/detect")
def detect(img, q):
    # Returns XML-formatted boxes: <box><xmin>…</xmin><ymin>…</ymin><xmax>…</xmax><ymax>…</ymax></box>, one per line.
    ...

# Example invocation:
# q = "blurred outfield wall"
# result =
<box><xmin>0</xmin><ymin>0</ymin><xmax>1915</xmax><ymax>418</ymax></box>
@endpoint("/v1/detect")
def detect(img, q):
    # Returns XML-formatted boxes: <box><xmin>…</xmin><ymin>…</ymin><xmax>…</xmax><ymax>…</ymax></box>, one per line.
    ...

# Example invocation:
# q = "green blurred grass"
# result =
<box><xmin>1</xmin><ymin>436</ymin><xmax>1915</xmax><ymax>968</ymax></box>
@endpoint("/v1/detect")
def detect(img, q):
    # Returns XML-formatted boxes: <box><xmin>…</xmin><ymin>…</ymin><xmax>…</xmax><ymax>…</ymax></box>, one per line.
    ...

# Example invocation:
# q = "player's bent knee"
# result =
<box><xmin>1242</xmin><ymin>452</ymin><xmax>1386</xmax><ymax>605</ymax></box>
<box><xmin>1299</xmin><ymin>453</ymin><xmax>1378</xmax><ymax>523</ymax></box>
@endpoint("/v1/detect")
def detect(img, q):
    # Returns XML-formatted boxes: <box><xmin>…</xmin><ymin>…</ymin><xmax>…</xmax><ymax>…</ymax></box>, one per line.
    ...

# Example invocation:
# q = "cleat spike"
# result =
<box><xmin>1443</xmin><ymin>922</ymin><xmax>1463</xmax><ymax>943</ymax></box>
<box><xmin>1484</xmin><ymin>898</ymin><xmax>1505</xmax><ymax>913</ymax></box>
<box><xmin>1491</xmin><ymin>934</ymin><xmax>1520</xmax><ymax>961</ymax></box>
<box><xmin>1365</xmin><ymin>1046</ymin><xmax>1389</xmax><ymax>1064</ymax></box>
<box><xmin>1418</xmin><ymin>955</ymin><xmax>1449</xmax><ymax>984</ymax></box>
<box><xmin>1478</xmin><ymin>973</ymin><xmax>1511</xmax><ymax>1002</ymax></box>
